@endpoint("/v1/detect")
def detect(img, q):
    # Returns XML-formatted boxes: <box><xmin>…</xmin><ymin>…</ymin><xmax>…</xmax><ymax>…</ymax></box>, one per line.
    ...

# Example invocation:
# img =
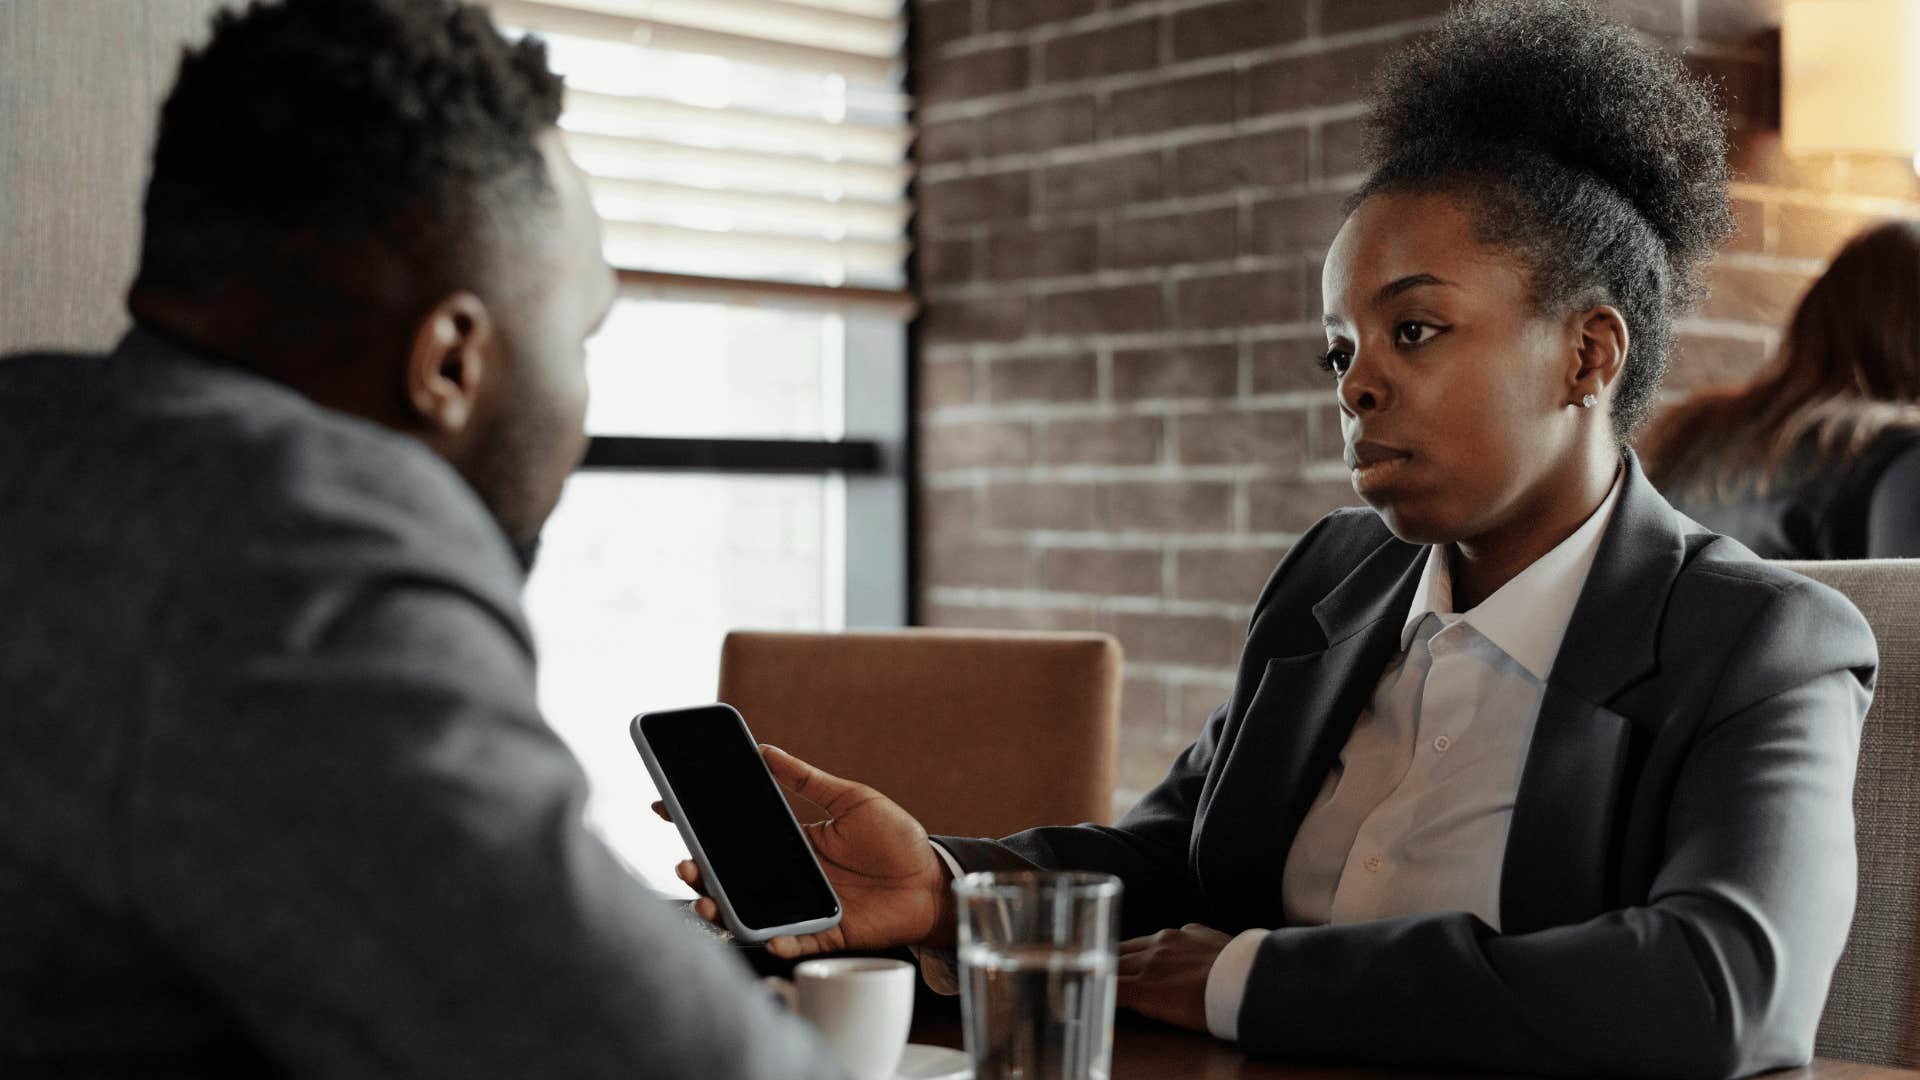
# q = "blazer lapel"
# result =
<box><xmin>1499</xmin><ymin>452</ymin><xmax>1688</xmax><ymax>932</ymax></box>
<box><xmin>1499</xmin><ymin>687</ymin><xmax>1633</xmax><ymax>932</ymax></box>
<box><xmin>1195</xmin><ymin>538</ymin><xmax>1423</xmax><ymax>931</ymax></box>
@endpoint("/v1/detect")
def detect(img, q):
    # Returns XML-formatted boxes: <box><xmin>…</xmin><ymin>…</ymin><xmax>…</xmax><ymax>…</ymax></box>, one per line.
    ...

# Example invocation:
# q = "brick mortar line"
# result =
<box><xmin>923</xmin><ymin>254</ymin><xmax>1311</xmax><ymax>302</ymax></box>
<box><xmin>924</xmin><ymin>585</ymin><xmax>1255</xmax><ymax>619</ymax></box>
<box><xmin>1711</xmin><ymin>250</ymin><xmax>1835</xmax><ymax>275</ymax></box>
<box><xmin>936</xmin><ymin>533</ymin><xmax>1306</xmax><ymax>555</ymax></box>
<box><xmin>923</xmin><ymin>323</ymin><xmax>1330</xmax><ymax>362</ymax></box>
<box><xmin>923</xmin><ymin>325</ymin><xmax>1332</xmax><ymax>359</ymax></box>
<box><xmin>931</xmin><ymin>8</ymin><xmax>1450</xmax><ymax>68</ymax></box>
<box><xmin>963</xmin><ymin>527</ymin><xmax>1308</xmax><ymax>548</ymax></box>
<box><xmin>916</xmin><ymin>103</ymin><xmax>1370</xmax><ymax>182</ymax></box>
<box><xmin>922</xmin><ymin>463</ymin><xmax>1335</xmax><ymax>486</ymax></box>
<box><xmin>1728</xmin><ymin>180</ymin><xmax>1920</xmax><ymax>216</ymax></box>
<box><xmin>923</xmin><ymin>391</ymin><xmax>1332</xmax><ymax>422</ymax></box>
<box><xmin>1673</xmin><ymin>316</ymin><xmax>1791</xmax><ymax>342</ymax></box>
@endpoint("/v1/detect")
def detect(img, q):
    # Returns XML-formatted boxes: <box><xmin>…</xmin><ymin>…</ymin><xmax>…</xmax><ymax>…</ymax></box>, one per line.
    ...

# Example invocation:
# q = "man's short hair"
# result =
<box><xmin>135</xmin><ymin>0</ymin><xmax>566</xmax><ymax>310</ymax></box>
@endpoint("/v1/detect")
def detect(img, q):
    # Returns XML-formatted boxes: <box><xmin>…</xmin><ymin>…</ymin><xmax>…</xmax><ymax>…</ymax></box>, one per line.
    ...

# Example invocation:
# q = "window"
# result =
<box><xmin>497</xmin><ymin>0</ymin><xmax>914</xmax><ymax>892</ymax></box>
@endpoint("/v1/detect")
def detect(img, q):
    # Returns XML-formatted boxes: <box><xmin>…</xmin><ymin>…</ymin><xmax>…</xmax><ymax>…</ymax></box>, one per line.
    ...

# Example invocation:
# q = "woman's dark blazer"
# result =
<box><xmin>937</xmin><ymin>453</ymin><xmax>1876</xmax><ymax>1079</ymax></box>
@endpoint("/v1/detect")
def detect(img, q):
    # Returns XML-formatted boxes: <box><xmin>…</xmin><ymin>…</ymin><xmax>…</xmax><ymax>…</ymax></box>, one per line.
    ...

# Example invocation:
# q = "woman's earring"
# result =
<box><xmin>1580</xmin><ymin>393</ymin><xmax>1598</xmax><ymax>409</ymax></box>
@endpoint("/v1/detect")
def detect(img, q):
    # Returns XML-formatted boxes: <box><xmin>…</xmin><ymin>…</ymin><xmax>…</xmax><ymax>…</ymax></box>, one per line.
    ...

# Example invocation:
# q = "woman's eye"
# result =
<box><xmin>1395</xmin><ymin>321</ymin><xmax>1441</xmax><ymax>346</ymax></box>
<box><xmin>1316</xmin><ymin>348</ymin><xmax>1352</xmax><ymax>376</ymax></box>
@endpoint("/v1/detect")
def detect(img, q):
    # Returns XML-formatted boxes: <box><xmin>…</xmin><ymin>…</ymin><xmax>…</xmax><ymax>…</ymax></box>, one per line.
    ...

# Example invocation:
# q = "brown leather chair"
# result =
<box><xmin>716</xmin><ymin>629</ymin><xmax>1121</xmax><ymax>839</ymax></box>
<box><xmin>1780</xmin><ymin>560</ymin><xmax>1920</xmax><ymax>1067</ymax></box>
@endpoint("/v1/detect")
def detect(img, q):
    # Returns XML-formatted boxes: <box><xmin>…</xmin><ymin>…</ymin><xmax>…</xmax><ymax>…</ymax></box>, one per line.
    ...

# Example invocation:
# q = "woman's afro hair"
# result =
<box><xmin>1355</xmin><ymin>0</ymin><xmax>1737</xmax><ymax>439</ymax></box>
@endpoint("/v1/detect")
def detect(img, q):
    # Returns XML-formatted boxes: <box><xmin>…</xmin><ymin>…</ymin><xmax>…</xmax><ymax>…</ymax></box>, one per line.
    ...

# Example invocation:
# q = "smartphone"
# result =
<box><xmin>630</xmin><ymin>703</ymin><xmax>842</xmax><ymax>944</ymax></box>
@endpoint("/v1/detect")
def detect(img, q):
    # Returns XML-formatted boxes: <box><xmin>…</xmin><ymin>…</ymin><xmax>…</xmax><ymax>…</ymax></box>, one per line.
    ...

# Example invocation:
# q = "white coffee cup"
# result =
<box><xmin>765</xmin><ymin>957</ymin><xmax>915</xmax><ymax>1080</ymax></box>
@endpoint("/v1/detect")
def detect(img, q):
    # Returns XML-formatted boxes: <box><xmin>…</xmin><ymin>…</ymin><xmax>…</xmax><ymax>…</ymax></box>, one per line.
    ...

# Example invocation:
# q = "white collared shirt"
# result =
<box><xmin>1203</xmin><ymin>473</ymin><xmax>1624</xmax><ymax>1041</ymax></box>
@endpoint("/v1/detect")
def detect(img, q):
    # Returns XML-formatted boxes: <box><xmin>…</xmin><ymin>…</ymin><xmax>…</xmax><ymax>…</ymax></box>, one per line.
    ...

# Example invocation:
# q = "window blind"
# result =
<box><xmin>488</xmin><ymin>0</ymin><xmax>916</xmax><ymax>317</ymax></box>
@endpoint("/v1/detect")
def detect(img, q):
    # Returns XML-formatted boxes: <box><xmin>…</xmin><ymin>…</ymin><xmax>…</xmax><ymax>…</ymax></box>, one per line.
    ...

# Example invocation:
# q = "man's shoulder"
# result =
<box><xmin>1</xmin><ymin>336</ymin><xmax>523</xmax><ymax>600</ymax></box>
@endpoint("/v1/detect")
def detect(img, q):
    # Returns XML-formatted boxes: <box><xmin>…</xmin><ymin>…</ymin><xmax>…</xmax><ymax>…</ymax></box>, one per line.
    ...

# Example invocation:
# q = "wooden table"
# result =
<box><xmin>909</xmin><ymin>1017</ymin><xmax>1920</xmax><ymax>1079</ymax></box>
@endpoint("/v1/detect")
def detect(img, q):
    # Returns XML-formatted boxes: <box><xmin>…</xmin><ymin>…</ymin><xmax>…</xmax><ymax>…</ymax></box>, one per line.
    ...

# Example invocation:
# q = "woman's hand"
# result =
<box><xmin>657</xmin><ymin>745</ymin><xmax>954</xmax><ymax>958</ymax></box>
<box><xmin>1116</xmin><ymin>923</ymin><xmax>1233</xmax><ymax>1034</ymax></box>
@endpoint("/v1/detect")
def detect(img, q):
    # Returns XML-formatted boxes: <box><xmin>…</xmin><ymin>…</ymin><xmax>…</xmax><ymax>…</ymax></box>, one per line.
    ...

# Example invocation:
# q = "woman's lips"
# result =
<box><xmin>1351</xmin><ymin>454</ymin><xmax>1411</xmax><ymax>492</ymax></box>
<box><xmin>1344</xmin><ymin>441</ymin><xmax>1413</xmax><ymax>492</ymax></box>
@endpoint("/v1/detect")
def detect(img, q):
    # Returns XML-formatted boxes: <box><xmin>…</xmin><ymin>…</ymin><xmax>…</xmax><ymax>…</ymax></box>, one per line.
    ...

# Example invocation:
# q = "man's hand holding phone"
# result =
<box><xmin>657</xmin><ymin>745</ymin><xmax>956</xmax><ymax>959</ymax></box>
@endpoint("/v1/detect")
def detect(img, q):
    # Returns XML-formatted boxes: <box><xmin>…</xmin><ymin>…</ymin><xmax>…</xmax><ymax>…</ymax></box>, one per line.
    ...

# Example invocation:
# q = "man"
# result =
<box><xmin>0</xmin><ymin>1</ymin><xmax>843</xmax><ymax>1076</ymax></box>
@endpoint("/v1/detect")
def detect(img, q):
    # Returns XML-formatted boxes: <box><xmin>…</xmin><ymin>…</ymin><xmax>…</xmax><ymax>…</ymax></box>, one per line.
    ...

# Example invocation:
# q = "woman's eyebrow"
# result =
<box><xmin>1375</xmin><ymin>273</ymin><xmax>1453</xmax><ymax>303</ymax></box>
<box><xmin>1323</xmin><ymin>273</ymin><xmax>1458</xmax><ymax>329</ymax></box>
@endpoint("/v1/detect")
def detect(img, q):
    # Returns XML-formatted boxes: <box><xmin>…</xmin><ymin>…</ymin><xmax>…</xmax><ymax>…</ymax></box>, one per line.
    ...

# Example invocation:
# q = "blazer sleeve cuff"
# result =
<box><xmin>930</xmin><ymin>839</ymin><xmax>967</xmax><ymax>883</ymax></box>
<box><xmin>909</xmin><ymin>841</ymin><xmax>969</xmax><ymax>996</ymax></box>
<box><xmin>1206</xmin><ymin>928</ymin><xmax>1268</xmax><ymax>1042</ymax></box>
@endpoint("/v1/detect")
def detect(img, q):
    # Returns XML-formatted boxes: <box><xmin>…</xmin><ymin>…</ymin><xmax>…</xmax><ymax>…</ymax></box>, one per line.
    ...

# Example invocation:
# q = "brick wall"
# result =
<box><xmin>909</xmin><ymin>0</ymin><xmax>1920</xmax><ymax>815</ymax></box>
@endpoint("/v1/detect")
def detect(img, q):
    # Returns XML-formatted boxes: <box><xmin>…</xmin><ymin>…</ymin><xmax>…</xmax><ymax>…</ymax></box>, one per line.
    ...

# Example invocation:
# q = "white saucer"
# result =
<box><xmin>895</xmin><ymin>1042</ymin><xmax>972</xmax><ymax>1079</ymax></box>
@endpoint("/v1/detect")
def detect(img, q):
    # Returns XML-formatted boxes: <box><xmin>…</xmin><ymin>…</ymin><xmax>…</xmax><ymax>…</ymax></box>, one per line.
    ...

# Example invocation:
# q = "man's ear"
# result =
<box><xmin>1570</xmin><ymin>304</ymin><xmax>1630</xmax><ymax>406</ymax></box>
<box><xmin>406</xmin><ymin>291</ymin><xmax>492</xmax><ymax>437</ymax></box>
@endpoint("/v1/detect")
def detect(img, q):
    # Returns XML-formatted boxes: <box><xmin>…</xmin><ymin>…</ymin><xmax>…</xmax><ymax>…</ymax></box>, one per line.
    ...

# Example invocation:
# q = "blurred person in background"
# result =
<box><xmin>1641</xmin><ymin>219</ymin><xmax>1920</xmax><ymax>557</ymax></box>
<box><xmin>0</xmin><ymin>1</ymin><xmax>844</xmax><ymax>1076</ymax></box>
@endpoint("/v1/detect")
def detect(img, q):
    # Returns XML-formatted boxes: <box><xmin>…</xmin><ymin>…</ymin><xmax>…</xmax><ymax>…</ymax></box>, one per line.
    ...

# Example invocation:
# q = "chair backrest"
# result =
<box><xmin>716</xmin><ymin>629</ymin><xmax>1121</xmax><ymax>839</ymax></box>
<box><xmin>1779</xmin><ymin>560</ymin><xmax>1920</xmax><ymax>1067</ymax></box>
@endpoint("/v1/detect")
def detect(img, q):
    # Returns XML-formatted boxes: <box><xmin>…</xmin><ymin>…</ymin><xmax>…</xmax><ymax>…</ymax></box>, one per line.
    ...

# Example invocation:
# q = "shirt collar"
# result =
<box><xmin>1399</xmin><ymin>470</ymin><xmax>1626</xmax><ymax>680</ymax></box>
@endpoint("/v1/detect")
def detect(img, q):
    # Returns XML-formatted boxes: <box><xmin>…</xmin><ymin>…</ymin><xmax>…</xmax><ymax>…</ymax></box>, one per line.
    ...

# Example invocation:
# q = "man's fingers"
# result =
<box><xmin>651</xmin><ymin>800</ymin><xmax>672</xmax><ymax>822</ymax></box>
<box><xmin>765</xmin><ymin>929</ymin><xmax>839</xmax><ymax>959</ymax></box>
<box><xmin>761</xmin><ymin>744</ymin><xmax>870</xmax><ymax>817</ymax></box>
<box><xmin>692</xmin><ymin>897</ymin><xmax>719</xmax><ymax>923</ymax></box>
<box><xmin>675</xmin><ymin>860</ymin><xmax>713</xmax><ymax>898</ymax></box>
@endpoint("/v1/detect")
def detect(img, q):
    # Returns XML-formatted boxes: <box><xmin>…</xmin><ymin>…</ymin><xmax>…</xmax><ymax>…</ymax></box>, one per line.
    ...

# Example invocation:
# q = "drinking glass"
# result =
<box><xmin>954</xmin><ymin>871</ymin><xmax>1121</xmax><ymax>1080</ymax></box>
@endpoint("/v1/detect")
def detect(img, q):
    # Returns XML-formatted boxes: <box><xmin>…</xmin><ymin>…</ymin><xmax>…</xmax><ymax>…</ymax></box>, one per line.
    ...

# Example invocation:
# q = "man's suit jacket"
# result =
<box><xmin>0</xmin><ymin>330</ymin><xmax>843</xmax><ymax>1078</ymax></box>
<box><xmin>939</xmin><ymin>455</ymin><xmax>1876</xmax><ymax>1079</ymax></box>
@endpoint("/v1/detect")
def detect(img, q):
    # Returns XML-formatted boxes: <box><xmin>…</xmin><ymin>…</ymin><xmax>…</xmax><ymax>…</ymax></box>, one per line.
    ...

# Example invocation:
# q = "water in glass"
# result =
<box><xmin>955</xmin><ymin>872</ymin><xmax>1120</xmax><ymax>1080</ymax></box>
<box><xmin>960</xmin><ymin>942</ymin><xmax>1115</xmax><ymax>1079</ymax></box>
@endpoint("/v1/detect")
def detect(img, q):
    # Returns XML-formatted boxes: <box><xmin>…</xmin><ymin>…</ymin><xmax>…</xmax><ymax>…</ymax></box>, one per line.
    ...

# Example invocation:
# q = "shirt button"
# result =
<box><xmin>1364</xmin><ymin>855</ymin><xmax>1384</xmax><ymax>873</ymax></box>
<box><xmin>1433</xmin><ymin>735</ymin><xmax>1452</xmax><ymax>752</ymax></box>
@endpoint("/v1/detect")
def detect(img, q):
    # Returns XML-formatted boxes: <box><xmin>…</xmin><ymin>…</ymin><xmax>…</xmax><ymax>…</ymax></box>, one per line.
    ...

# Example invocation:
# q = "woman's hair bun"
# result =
<box><xmin>1364</xmin><ymin>0</ymin><xmax>1734</xmax><ymax>274</ymax></box>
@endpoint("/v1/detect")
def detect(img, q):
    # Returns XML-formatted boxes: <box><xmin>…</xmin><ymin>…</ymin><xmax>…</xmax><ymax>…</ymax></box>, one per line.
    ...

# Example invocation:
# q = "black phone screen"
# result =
<box><xmin>639</xmin><ymin>707</ymin><xmax>840</xmax><ymax>932</ymax></box>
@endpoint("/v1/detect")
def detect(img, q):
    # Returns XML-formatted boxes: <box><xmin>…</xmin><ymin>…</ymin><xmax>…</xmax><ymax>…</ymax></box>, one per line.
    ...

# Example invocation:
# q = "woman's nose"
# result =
<box><xmin>1338</xmin><ymin>350</ymin><xmax>1385</xmax><ymax>415</ymax></box>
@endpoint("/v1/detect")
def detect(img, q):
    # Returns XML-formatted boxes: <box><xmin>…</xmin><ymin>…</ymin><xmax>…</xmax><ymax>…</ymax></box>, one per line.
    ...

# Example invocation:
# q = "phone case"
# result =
<box><xmin>630</xmin><ymin>704</ymin><xmax>843</xmax><ymax>944</ymax></box>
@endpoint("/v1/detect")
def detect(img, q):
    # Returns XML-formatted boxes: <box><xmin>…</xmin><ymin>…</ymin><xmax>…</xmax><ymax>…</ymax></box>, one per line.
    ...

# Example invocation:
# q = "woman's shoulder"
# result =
<box><xmin>1665</xmin><ymin>528</ymin><xmax>1877</xmax><ymax>708</ymax></box>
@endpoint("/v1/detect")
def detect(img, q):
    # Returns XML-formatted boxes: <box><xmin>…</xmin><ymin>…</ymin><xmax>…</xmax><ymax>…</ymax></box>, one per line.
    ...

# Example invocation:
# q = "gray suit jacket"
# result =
<box><xmin>0</xmin><ymin>329</ymin><xmax>844</xmax><ymax>1079</ymax></box>
<box><xmin>939</xmin><ymin>454</ymin><xmax>1875</xmax><ymax>1078</ymax></box>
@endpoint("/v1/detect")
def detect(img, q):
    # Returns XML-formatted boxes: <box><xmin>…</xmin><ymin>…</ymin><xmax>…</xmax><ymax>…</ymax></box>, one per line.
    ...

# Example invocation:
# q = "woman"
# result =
<box><xmin>670</xmin><ymin>3</ymin><xmax>1875</xmax><ymax>1076</ymax></box>
<box><xmin>1641</xmin><ymin>220</ymin><xmax>1920</xmax><ymax>557</ymax></box>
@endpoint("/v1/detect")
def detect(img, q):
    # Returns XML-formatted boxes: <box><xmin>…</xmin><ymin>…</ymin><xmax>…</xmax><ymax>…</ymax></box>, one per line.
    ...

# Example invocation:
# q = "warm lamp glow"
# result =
<box><xmin>1783</xmin><ymin>0</ymin><xmax>1920</xmax><ymax>158</ymax></box>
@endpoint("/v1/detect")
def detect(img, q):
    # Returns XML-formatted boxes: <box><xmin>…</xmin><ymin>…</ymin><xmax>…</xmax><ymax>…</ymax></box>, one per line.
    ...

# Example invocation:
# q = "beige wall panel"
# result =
<box><xmin>0</xmin><ymin>0</ymin><xmax>225</xmax><ymax>355</ymax></box>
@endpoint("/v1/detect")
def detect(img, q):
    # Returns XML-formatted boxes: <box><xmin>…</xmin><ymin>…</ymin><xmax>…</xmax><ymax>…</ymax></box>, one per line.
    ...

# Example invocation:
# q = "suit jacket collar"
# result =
<box><xmin>1309</xmin><ymin>531</ymin><xmax>1425</xmax><ymax>648</ymax></box>
<box><xmin>1308</xmin><ymin>450</ymin><xmax>1685</xmax><ymax>706</ymax></box>
<box><xmin>1545</xmin><ymin>450</ymin><xmax>1689</xmax><ymax>706</ymax></box>
<box><xmin>1206</xmin><ymin>451</ymin><xmax>1691</xmax><ymax>933</ymax></box>
<box><xmin>1500</xmin><ymin>451</ymin><xmax>1691</xmax><ymax>930</ymax></box>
